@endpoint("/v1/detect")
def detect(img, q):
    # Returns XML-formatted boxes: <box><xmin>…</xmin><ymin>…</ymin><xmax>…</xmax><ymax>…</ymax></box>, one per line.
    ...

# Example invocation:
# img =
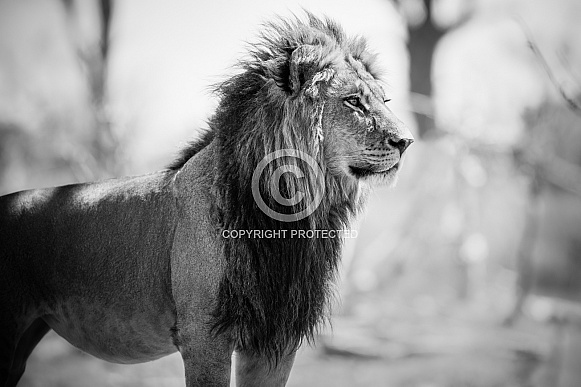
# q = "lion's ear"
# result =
<box><xmin>289</xmin><ymin>45</ymin><xmax>325</xmax><ymax>95</ymax></box>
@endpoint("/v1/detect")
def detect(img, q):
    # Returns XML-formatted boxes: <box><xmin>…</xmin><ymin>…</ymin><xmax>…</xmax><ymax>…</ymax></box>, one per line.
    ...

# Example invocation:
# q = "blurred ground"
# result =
<box><xmin>20</xmin><ymin>309</ymin><xmax>571</xmax><ymax>387</ymax></box>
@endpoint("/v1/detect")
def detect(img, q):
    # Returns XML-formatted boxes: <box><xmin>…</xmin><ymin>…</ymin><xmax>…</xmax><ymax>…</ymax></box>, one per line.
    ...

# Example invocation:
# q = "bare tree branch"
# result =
<box><xmin>516</xmin><ymin>18</ymin><xmax>581</xmax><ymax>117</ymax></box>
<box><xmin>540</xmin><ymin>155</ymin><xmax>581</xmax><ymax>197</ymax></box>
<box><xmin>99</xmin><ymin>0</ymin><xmax>112</xmax><ymax>63</ymax></box>
<box><xmin>60</xmin><ymin>0</ymin><xmax>119</xmax><ymax>178</ymax></box>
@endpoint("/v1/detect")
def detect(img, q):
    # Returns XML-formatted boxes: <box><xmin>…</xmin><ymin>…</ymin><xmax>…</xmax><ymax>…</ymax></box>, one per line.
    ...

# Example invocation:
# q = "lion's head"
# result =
<box><xmin>243</xmin><ymin>13</ymin><xmax>414</xmax><ymax>190</ymax></box>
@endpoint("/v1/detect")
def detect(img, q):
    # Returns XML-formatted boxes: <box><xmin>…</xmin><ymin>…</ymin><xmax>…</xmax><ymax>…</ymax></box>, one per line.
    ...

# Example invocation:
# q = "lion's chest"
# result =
<box><xmin>44</xmin><ymin>296</ymin><xmax>177</xmax><ymax>364</ymax></box>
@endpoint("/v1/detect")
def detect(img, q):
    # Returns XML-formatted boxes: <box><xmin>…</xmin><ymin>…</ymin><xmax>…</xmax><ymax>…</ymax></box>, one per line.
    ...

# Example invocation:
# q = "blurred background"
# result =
<box><xmin>2</xmin><ymin>0</ymin><xmax>581</xmax><ymax>386</ymax></box>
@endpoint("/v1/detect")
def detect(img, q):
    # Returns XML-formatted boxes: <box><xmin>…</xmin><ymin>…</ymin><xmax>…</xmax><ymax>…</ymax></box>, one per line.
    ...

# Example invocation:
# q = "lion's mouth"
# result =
<box><xmin>349</xmin><ymin>162</ymin><xmax>400</xmax><ymax>178</ymax></box>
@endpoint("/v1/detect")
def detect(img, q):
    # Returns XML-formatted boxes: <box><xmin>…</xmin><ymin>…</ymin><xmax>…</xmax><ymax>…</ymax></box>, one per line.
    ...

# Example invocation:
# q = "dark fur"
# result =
<box><xmin>168</xmin><ymin>14</ymin><xmax>375</xmax><ymax>362</ymax></box>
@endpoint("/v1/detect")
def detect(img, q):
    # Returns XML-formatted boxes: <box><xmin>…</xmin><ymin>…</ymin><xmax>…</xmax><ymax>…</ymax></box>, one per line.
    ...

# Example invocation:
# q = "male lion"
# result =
<box><xmin>0</xmin><ymin>14</ymin><xmax>412</xmax><ymax>387</ymax></box>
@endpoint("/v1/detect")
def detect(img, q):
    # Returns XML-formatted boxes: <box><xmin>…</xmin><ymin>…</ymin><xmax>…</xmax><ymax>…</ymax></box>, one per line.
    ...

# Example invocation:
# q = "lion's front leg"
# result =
<box><xmin>234</xmin><ymin>349</ymin><xmax>296</xmax><ymax>387</ymax></box>
<box><xmin>178</xmin><ymin>326</ymin><xmax>233</xmax><ymax>387</ymax></box>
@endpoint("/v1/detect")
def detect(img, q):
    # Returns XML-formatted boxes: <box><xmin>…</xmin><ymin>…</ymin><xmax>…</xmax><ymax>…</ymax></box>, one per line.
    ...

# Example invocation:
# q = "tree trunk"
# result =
<box><xmin>406</xmin><ymin>0</ymin><xmax>446</xmax><ymax>137</ymax></box>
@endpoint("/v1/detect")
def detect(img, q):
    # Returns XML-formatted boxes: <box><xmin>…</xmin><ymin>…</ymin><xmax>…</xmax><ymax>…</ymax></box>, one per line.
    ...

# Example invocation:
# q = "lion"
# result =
<box><xmin>0</xmin><ymin>13</ymin><xmax>412</xmax><ymax>387</ymax></box>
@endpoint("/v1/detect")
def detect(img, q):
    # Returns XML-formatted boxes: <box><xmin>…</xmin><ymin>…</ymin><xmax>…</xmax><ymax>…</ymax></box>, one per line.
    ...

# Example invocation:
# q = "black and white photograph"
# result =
<box><xmin>1</xmin><ymin>0</ymin><xmax>581</xmax><ymax>386</ymax></box>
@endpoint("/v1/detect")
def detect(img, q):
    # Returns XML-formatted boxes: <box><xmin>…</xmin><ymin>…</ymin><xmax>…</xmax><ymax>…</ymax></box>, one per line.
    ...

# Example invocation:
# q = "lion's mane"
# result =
<box><xmin>169</xmin><ymin>14</ymin><xmax>379</xmax><ymax>362</ymax></box>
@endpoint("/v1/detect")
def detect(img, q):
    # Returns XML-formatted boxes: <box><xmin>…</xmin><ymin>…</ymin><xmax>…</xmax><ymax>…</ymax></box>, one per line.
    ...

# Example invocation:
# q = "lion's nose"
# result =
<box><xmin>388</xmin><ymin>136</ymin><xmax>414</xmax><ymax>155</ymax></box>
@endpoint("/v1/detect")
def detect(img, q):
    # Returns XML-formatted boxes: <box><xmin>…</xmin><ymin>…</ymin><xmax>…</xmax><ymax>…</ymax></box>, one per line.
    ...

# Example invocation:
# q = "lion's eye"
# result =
<box><xmin>344</xmin><ymin>96</ymin><xmax>362</xmax><ymax>109</ymax></box>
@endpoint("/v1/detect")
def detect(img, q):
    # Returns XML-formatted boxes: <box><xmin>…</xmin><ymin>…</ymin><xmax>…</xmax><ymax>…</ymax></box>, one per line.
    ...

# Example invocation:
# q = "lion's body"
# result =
<box><xmin>0</xmin><ymin>171</ymin><xmax>178</xmax><ymax>363</ymax></box>
<box><xmin>0</xmin><ymin>14</ymin><xmax>412</xmax><ymax>387</ymax></box>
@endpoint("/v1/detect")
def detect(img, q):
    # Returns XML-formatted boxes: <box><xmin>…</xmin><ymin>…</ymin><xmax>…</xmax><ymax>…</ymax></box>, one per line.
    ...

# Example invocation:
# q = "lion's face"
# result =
<box><xmin>321</xmin><ymin>62</ymin><xmax>413</xmax><ymax>186</ymax></box>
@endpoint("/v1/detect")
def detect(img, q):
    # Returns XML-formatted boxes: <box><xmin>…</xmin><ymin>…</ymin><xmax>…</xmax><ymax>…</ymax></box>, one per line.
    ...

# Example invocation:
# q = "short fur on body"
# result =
<box><xmin>0</xmin><ymin>13</ymin><xmax>412</xmax><ymax>387</ymax></box>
